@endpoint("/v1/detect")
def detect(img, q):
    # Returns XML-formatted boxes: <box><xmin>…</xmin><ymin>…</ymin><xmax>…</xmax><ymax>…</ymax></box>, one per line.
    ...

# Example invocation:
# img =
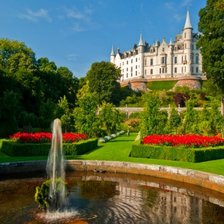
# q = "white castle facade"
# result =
<box><xmin>110</xmin><ymin>11</ymin><xmax>204</xmax><ymax>88</ymax></box>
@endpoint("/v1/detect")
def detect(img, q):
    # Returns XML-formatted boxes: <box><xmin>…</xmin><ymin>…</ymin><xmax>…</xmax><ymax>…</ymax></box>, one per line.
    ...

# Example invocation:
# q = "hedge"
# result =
<box><xmin>130</xmin><ymin>143</ymin><xmax>224</xmax><ymax>162</ymax></box>
<box><xmin>1</xmin><ymin>138</ymin><xmax>98</xmax><ymax>157</ymax></box>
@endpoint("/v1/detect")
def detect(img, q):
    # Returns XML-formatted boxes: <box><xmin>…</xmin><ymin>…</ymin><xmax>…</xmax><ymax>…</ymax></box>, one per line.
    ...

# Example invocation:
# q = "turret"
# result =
<box><xmin>183</xmin><ymin>10</ymin><xmax>193</xmax><ymax>76</ymax></box>
<box><xmin>110</xmin><ymin>46</ymin><xmax>115</xmax><ymax>64</ymax></box>
<box><xmin>138</xmin><ymin>33</ymin><xmax>144</xmax><ymax>78</ymax></box>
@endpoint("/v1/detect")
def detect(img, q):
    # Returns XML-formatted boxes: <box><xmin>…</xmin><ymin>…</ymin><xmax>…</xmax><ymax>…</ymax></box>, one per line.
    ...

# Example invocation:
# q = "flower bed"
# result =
<box><xmin>10</xmin><ymin>132</ymin><xmax>88</xmax><ymax>143</ymax></box>
<box><xmin>142</xmin><ymin>134</ymin><xmax>224</xmax><ymax>148</ymax></box>
<box><xmin>1</xmin><ymin>132</ymin><xmax>97</xmax><ymax>157</ymax></box>
<box><xmin>130</xmin><ymin>134</ymin><xmax>224</xmax><ymax>162</ymax></box>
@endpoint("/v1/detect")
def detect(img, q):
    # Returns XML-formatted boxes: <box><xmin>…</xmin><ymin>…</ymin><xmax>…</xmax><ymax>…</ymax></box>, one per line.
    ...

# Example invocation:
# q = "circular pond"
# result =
<box><xmin>1</xmin><ymin>171</ymin><xmax>224</xmax><ymax>224</ymax></box>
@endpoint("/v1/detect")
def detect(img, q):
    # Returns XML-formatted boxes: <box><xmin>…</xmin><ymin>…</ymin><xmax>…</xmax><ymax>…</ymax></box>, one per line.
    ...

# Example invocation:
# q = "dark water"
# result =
<box><xmin>0</xmin><ymin>171</ymin><xmax>224</xmax><ymax>224</ymax></box>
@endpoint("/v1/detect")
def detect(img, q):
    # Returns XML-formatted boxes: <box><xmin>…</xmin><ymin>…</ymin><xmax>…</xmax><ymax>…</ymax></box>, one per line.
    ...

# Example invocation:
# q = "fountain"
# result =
<box><xmin>46</xmin><ymin>118</ymin><xmax>66</xmax><ymax>210</ymax></box>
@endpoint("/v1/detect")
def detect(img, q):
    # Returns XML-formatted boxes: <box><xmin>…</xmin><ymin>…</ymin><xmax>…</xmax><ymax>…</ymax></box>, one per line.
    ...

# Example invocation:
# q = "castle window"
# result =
<box><xmin>126</xmin><ymin>74</ymin><xmax>128</xmax><ymax>78</ymax></box>
<box><xmin>196</xmin><ymin>67</ymin><xmax>198</xmax><ymax>73</ymax></box>
<box><xmin>159</xmin><ymin>68</ymin><xmax>161</xmax><ymax>74</ymax></box>
<box><xmin>131</xmin><ymin>59</ymin><xmax>133</xmax><ymax>63</ymax></box>
<box><xmin>150</xmin><ymin>58</ymin><xmax>153</xmax><ymax>66</ymax></box>
<box><xmin>174</xmin><ymin>67</ymin><xmax>177</xmax><ymax>73</ymax></box>
<box><xmin>150</xmin><ymin>69</ymin><xmax>153</xmax><ymax>74</ymax></box>
<box><xmin>126</xmin><ymin>68</ymin><xmax>128</xmax><ymax>71</ymax></box>
<box><xmin>195</xmin><ymin>54</ymin><xmax>199</xmax><ymax>64</ymax></box>
<box><xmin>144</xmin><ymin>59</ymin><xmax>147</xmax><ymax>66</ymax></box>
<box><xmin>161</xmin><ymin>57</ymin><xmax>166</xmax><ymax>64</ymax></box>
<box><xmin>144</xmin><ymin>70</ymin><xmax>147</xmax><ymax>75</ymax></box>
<box><xmin>135</xmin><ymin>71</ymin><xmax>137</xmax><ymax>76</ymax></box>
<box><xmin>136</xmin><ymin>58</ymin><xmax>138</xmax><ymax>62</ymax></box>
<box><xmin>136</xmin><ymin>65</ymin><xmax>137</xmax><ymax>69</ymax></box>
<box><xmin>126</xmin><ymin>60</ymin><xmax>128</xmax><ymax>64</ymax></box>
<box><xmin>174</xmin><ymin>56</ymin><xmax>177</xmax><ymax>64</ymax></box>
<box><xmin>131</xmin><ymin>67</ymin><xmax>133</xmax><ymax>71</ymax></box>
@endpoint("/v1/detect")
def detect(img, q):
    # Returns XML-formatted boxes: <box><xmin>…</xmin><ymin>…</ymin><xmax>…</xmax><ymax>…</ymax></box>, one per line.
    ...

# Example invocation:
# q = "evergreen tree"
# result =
<box><xmin>198</xmin><ymin>0</ymin><xmax>224</xmax><ymax>93</ymax></box>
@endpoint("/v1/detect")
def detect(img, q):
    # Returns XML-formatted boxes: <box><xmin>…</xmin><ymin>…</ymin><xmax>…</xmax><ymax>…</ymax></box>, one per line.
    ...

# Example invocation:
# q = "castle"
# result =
<box><xmin>110</xmin><ymin>11</ymin><xmax>205</xmax><ymax>90</ymax></box>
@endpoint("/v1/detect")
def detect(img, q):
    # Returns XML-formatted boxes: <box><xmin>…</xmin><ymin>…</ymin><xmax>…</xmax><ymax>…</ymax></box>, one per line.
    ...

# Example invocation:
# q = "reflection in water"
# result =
<box><xmin>0</xmin><ymin>172</ymin><xmax>224</xmax><ymax>223</ymax></box>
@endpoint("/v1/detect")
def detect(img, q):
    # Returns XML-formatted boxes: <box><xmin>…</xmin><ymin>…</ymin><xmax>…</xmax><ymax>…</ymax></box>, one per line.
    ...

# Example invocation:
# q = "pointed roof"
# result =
<box><xmin>110</xmin><ymin>46</ymin><xmax>115</xmax><ymax>56</ymax></box>
<box><xmin>184</xmin><ymin>10</ymin><xmax>192</xmax><ymax>29</ymax></box>
<box><xmin>138</xmin><ymin>33</ymin><xmax>144</xmax><ymax>46</ymax></box>
<box><xmin>169</xmin><ymin>39</ymin><xmax>173</xmax><ymax>45</ymax></box>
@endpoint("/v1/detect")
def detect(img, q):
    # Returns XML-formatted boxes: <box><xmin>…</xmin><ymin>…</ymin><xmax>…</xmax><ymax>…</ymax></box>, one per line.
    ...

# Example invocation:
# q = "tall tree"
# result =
<box><xmin>197</xmin><ymin>0</ymin><xmax>224</xmax><ymax>93</ymax></box>
<box><xmin>86</xmin><ymin>61</ymin><xmax>120</xmax><ymax>105</ymax></box>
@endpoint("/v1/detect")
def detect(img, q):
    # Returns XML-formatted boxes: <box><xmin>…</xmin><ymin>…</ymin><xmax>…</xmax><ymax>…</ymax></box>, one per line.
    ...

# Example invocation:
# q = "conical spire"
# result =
<box><xmin>138</xmin><ymin>33</ymin><xmax>144</xmax><ymax>46</ymax></box>
<box><xmin>184</xmin><ymin>10</ymin><xmax>192</xmax><ymax>29</ymax></box>
<box><xmin>110</xmin><ymin>45</ymin><xmax>115</xmax><ymax>56</ymax></box>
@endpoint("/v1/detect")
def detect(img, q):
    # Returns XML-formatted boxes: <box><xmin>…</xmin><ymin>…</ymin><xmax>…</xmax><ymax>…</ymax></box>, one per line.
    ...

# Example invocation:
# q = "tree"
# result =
<box><xmin>55</xmin><ymin>96</ymin><xmax>73</xmax><ymax>132</ymax></box>
<box><xmin>99</xmin><ymin>102</ymin><xmax>122</xmax><ymax>135</ymax></box>
<box><xmin>198</xmin><ymin>0</ymin><xmax>224</xmax><ymax>92</ymax></box>
<box><xmin>86</xmin><ymin>61</ymin><xmax>120</xmax><ymax>105</ymax></box>
<box><xmin>73</xmin><ymin>94</ymin><xmax>99</xmax><ymax>137</ymax></box>
<box><xmin>140</xmin><ymin>93</ymin><xmax>168</xmax><ymax>137</ymax></box>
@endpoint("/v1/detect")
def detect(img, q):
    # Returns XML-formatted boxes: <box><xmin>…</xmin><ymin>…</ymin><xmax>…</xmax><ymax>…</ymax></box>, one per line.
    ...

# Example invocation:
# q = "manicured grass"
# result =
<box><xmin>1</xmin><ymin>133</ymin><xmax>224</xmax><ymax>176</ymax></box>
<box><xmin>147</xmin><ymin>80</ymin><xmax>177</xmax><ymax>90</ymax></box>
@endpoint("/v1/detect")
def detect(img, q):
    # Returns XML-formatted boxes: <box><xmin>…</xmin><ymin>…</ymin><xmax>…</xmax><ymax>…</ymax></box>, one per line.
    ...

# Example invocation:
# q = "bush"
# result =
<box><xmin>130</xmin><ymin>143</ymin><xmax>224</xmax><ymax>162</ymax></box>
<box><xmin>1</xmin><ymin>138</ymin><xmax>98</xmax><ymax>156</ymax></box>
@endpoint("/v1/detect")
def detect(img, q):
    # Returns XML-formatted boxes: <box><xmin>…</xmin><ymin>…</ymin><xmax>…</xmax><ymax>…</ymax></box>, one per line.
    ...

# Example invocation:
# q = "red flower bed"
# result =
<box><xmin>142</xmin><ymin>134</ymin><xmax>224</xmax><ymax>147</ymax></box>
<box><xmin>10</xmin><ymin>132</ymin><xmax>88</xmax><ymax>143</ymax></box>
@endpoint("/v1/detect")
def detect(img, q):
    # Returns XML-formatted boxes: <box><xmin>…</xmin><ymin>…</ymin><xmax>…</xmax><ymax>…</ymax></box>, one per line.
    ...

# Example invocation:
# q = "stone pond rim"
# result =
<box><xmin>1</xmin><ymin>160</ymin><xmax>224</xmax><ymax>194</ymax></box>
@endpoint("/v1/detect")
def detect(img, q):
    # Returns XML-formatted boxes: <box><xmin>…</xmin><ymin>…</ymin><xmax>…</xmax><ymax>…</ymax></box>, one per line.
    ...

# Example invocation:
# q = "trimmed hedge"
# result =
<box><xmin>1</xmin><ymin>138</ymin><xmax>98</xmax><ymax>157</ymax></box>
<box><xmin>130</xmin><ymin>143</ymin><xmax>224</xmax><ymax>162</ymax></box>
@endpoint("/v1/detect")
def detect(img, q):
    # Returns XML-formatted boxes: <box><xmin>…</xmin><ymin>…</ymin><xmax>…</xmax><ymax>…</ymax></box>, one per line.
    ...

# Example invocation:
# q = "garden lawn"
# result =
<box><xmin>1</xmin><ymin>134</ymin><xmax>224</xmax><ymax>176</ymax></box>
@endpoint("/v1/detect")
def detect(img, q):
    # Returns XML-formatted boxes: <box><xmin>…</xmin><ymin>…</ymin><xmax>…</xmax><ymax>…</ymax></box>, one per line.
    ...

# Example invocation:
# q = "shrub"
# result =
<box><xmin>124</xmin><ymin>118</ymin><xmax>141</xmax><ymax>132</ymax></box>
<box><xmin>1</xmin><ymin>138</ymin><xmax>98</xmax><ymax>156</ymax></box>
<box><xmin>130</xmin><ymin>143</ymin><xmax>224</xmax><ymax>162</ymax></box>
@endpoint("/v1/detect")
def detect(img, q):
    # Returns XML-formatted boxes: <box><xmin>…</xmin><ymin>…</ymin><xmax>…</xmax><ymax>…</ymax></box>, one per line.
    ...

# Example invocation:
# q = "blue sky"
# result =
<box><xmin>0</xmin><ymin>0</ymin><xmax>206</xmax><ymax>77</ymax></box>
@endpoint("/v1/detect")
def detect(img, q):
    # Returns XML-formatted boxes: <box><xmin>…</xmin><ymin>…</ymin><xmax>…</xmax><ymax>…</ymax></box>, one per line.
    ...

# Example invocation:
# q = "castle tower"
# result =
<box><xmin>110</xmin><ymin>46</ymin><xmax>115</xmax><ymax>64</ymax></box>
<box><xmin>138</xmin><ymin>33</ymin><xmax>144</xmax><ymax>78</ymax></box>
<box><xmin>183</xmin><ymin>10</ymin><xmax>193</xmax><ymax>76</ymax></box>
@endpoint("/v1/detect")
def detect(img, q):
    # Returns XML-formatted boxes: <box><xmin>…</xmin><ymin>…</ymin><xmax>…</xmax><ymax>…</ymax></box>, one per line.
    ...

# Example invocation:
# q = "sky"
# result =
<box><xmin>0</xmin><ymin>0</ymin><xmax>206</xmax><ymax>78</ymax></box>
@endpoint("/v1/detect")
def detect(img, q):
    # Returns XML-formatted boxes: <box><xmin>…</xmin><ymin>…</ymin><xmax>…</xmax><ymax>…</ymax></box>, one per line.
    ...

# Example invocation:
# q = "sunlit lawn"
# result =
<box><xmin>1</xmin><ymin>134</ymin><xmax>224</xmax><ymax>176</ymax></box>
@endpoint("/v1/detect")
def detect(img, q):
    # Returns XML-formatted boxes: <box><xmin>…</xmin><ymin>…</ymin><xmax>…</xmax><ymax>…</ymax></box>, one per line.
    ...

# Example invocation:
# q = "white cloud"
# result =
<box><xmin>164</xmin><ymin>2</ymin><xmax>175</xmax><ymax>10</ymax></box>
<box><xmin>66</xmin><ymin>53</ymin><xmax>78</xmax><ymax>61</ymax></box>
<box><xmin>181</xmin><ymin>0</ymin><xmax>193</xmax><ymax>7</ymax></box>
<box><xmin>19</xmin><ymin>8</ymin><xmax>52</xmax><ymax>22</ymax></box>
<box><xmin>65</xmin><ymin>7</ymin><xmax>99</xmax><ymax>32</ymax></box>
<box><xmin>66</xmin><ymin>7</ymin><xmax>92</xmax><ymax>22</ymax></box>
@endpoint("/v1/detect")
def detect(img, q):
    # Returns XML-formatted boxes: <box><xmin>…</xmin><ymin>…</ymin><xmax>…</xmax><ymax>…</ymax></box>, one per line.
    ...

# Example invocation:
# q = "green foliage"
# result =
<box><xmin>98</xmin><ymin>102</ymin><xmax>122</xmax><ymax>135</ymax></box>
<box><xmin>0</xmin><ymin>39</ymin><xmax>80</xmax><ymax>136</ymax></box>
<box><xmin>55</xmin><ymin>96</ymin><xmax>73</xmax><ymax>132</ymax></box>
<box><xmin>140</xmin><ymin>93</ymin><xmax>168</xmax><ymax>137</ymax></box>
<box><xmin>34</xmin><ymin>178</ymin><xmax>66</xmax><ymax>210</ymax></box>
<box><xmin>86</xmin><ymin>61</ymin><xmax>120</xmax><ymax>105</ymax></box>
<box><xmin>130</xmin><ymin>143</ymin><xmax>224</xmax><ymax>162</ymax></box>
<box><xmin>165</xmin><ymin>107</ymin><xmax>181</xmax><ymax>134</ymax></box>
<box><xmin>63</xmin><ymin>139</ymin><xmax>98</xmax><ymax>155</ymax></box>
<box><xmin>1</xmin><ymin>139</ymin><xmax>98</xmax><ymax>156</ymax></box>
<box><xmin>179</xmin><ymin>100</ymin><xmax>200</xmax><ymax>134</ymax></box>
<box><xmin>73</xmin><ymin>94</ymin><xmax>99</xmax><ymax>137</ymax></box>
<box><xmin>124</xmin><ymin>118</ymin><xmax>141</xmax><ymax>132</ymax></box>
<box><xmin>198</xmin><ymin>0</ymin><xmax>224</xmax><ymax>93</ymax></box>
<box><xmin>147</xmin><ymin>81</ymin><xmax>177</xmax><ymax>90</ymax></box>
